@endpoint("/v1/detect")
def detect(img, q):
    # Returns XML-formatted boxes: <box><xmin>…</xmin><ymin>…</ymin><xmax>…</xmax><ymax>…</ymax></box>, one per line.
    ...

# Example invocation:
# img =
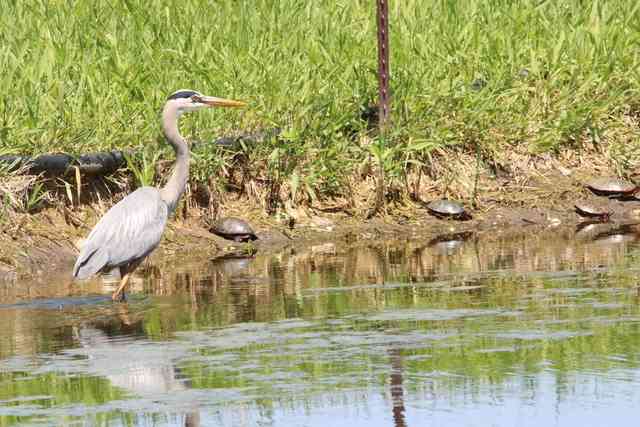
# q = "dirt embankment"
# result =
<box><xmin>2</xmin><ymin>147</ymin><xmax>640</xmax><ymax>281</ymax></box>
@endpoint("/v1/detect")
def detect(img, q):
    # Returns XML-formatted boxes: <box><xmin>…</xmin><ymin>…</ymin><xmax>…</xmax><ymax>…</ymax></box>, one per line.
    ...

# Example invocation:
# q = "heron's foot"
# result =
<box><xmin>111</xmin><ymin>290</ymin><xmax>127</xmax><ymax>302</ymax></box>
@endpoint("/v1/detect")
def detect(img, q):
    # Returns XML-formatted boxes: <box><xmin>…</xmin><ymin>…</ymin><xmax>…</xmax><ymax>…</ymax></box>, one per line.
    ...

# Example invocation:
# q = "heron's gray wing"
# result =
<box><xmin>73</xmin><ymin>187</ymin><xmax>168</xmax><ymax>279</ymax></box>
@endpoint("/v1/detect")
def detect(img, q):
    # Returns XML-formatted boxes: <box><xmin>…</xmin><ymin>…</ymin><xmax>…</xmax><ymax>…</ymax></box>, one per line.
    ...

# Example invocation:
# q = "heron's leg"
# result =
<box><xmin>111</xmin><ymin>259</ymin><xmax>143</xmax><ymax>302</ymax></box>
<box><xmin>112</xmin><ymin>273</ymin><xmax>131</xmax><ymax>302</ymax></box>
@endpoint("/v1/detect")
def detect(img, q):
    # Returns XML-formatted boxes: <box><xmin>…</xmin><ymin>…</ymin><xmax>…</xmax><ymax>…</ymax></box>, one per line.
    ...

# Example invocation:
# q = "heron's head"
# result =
<box><xmin>165</xmin><ymin>89</ymin><xmax>246</xmax><ymax>116</ymax></box>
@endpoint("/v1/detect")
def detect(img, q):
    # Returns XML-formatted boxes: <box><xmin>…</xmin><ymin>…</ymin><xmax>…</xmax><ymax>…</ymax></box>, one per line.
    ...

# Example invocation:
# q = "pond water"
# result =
<box><xmin>2</xmin><ymin>224</ymin><xmax>640</xmax><ymax>426</ymax></box>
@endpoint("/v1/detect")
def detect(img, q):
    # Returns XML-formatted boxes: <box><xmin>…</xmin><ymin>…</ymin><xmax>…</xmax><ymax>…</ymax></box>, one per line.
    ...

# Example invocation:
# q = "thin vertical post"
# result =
<box><xmin>376</xmin><ymin>0</ymin><xmax>390</xmax><ymax>131</ymax></box>
<box><xmin>368</xmin><ymin>0</ymin><xmax>391</xmax><ymax>218</ymax></box>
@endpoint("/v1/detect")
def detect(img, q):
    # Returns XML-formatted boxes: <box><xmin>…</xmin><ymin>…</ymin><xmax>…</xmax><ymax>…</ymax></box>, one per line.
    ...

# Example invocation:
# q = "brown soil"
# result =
<box><xmin>3</xmin><ymin>149</ymin><xmax>640</xmax><ymax>282</ymax></box>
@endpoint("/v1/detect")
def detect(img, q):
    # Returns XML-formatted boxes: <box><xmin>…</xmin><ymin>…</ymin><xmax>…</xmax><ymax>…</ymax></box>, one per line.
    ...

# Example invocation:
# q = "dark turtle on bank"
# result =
<box><xmin>426</xmin><ymin>200</ymin><xmax>470</xmax><ymax>220</ymax></box>
<box><xmin>470</xmin><ymin>78</ymin><xmax>487</xmax><ymax>91</ymax></box>
<box><xmin>574</xmin><ymin>200</ymin><xmax>612</xmax><ymax>221</ymax></box>
<box><xmin>586</xmin><ymin>178</ymin><xmax>637</xmax><ymax>197</ymax></box>
<box><xmin>211</xmin><ymin>217</ymin><xmax>258</xmax><ymax>242</ymax></box>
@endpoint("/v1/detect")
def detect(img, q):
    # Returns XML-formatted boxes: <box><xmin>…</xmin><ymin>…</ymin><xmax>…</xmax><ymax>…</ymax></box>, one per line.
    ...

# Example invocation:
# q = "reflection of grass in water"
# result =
<box><xmin>4</xmin><ymin>241</ymin><xmax>640</xmax><ymax>422</ymax></box>
<box><xmin>0</xmin><ymin>372</ymin><xmax>129</xmax><ymax>427</ymax></box>
<box><xmin>137</xmin><ymin>235</ymin><xmax>640</xmax><ymax>339</ymax></box>
<box><xmin>2</xmin><ymin>274</ymin><xmax>640</xmax><ymax>423</ymax></box>
<box><xmin>163</xmin><ymin>273</ymin><xmax>640</xmax><ymax>405</ymax></box>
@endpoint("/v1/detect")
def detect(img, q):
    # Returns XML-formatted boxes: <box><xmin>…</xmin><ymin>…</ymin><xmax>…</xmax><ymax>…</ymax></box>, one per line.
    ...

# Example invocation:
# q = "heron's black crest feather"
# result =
<box><xmin>167</xmin><ymin>90</ymin><xmax>199</xmax><ymax>100</ymax></box>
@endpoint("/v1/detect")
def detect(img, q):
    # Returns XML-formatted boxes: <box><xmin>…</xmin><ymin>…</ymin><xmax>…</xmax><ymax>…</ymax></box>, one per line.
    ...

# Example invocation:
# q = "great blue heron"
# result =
<box><xmin>73</xmin><ymin>89</ymin><xmax>246</xmax><ymax>301</ymax></box>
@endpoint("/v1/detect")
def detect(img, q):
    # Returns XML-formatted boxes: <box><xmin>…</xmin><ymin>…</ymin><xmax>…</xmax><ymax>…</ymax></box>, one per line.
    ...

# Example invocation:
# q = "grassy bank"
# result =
<box><xmin>2</xmin><ymin>0</ymin><xmax>640</xmax><ymax>212</ymax></box>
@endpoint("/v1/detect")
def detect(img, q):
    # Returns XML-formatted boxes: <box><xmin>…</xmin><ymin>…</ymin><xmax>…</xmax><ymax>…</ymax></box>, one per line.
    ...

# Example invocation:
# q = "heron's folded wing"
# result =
<box><xmin>73</xmin><ymin>187</ymin><xmax>169</xmax><ymax>278</ymax></box>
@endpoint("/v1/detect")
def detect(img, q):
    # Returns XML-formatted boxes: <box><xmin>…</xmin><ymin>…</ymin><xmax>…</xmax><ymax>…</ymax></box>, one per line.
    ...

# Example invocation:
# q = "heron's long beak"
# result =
<box><xmin>201</xmin><ymin>96</ymin><xmax>246</xmax><ymax>108</ymax></box>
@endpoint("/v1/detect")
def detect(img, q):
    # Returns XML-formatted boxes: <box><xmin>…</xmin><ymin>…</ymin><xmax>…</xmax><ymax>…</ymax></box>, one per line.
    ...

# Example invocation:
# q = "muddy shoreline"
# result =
<box><xmin>3</xmin><ymin>185</ymin><xmax>640</xmax><ymax>285</ymax></box>
<box><xmin>5</xmin><ymin>132</ymin><xmax>640</xmax><ymax>282</ymax></box>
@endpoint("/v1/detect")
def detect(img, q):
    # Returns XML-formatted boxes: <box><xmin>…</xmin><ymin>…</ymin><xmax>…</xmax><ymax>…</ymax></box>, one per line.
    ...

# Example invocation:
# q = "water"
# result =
<box><xmin>2</xmin><ymin>225</ymin><xmax>640</xmax><ymax>426</ymax></box>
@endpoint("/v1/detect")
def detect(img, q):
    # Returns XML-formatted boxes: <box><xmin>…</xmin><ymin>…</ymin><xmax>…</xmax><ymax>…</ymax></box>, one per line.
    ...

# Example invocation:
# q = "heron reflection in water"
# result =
<box><xmin>73</xmin><ymin>90</ymin><xmax>246</xmax><ymax>301</ymax></box>
<box><xmin>74</xmin><ymin>317</ymin><xmax>200</xmax><ymax>426</ymax></box>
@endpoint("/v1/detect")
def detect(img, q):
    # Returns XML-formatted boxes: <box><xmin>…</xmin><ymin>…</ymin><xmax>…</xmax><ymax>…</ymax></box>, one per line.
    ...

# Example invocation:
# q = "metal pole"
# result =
<box><xmin>376</xmin><ymin>0</ymin><xmax>390</xmax><ymax>131</ymax></box>
<box><xmin>367</xmin><ymin>0</ymin><xmax>391</xmax><ymax>219</ymax></box>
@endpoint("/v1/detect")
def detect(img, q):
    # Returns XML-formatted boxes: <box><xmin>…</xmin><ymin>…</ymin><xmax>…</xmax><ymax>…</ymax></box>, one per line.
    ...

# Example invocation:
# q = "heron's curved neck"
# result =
<box><xmin>159</xmin><ymin>105</ymin><xmax>189</xmax><ymax>214</ymax></box>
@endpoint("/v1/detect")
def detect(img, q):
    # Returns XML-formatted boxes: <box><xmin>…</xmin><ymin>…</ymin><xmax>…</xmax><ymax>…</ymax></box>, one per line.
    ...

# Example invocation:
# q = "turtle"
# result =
<box><xmin>211</xmin><ymin>217</ymin><xmax>258</xmax><ymax>242</ymax></box>
<box><xmin>470</xmin><ymin>78</ymin><xmax>487</xmax><ymax>91</ymax></box>
<box><xmin>426</xmin><ymin>200</ymin><xmax>470</xmax><ymax>220</ymax></box>
<box><xmin>574</xmin><ymin>200</ymin><xmax>612</xmax><ymax>221</ymax></box>
<box><xmin>586</xmin><ymin>178</ymin><xmax>637</xmax><ymax>197</ymax></box>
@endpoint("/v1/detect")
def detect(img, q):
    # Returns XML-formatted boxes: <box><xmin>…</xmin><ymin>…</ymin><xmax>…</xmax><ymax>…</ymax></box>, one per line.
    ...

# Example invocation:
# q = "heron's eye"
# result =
<box><xmin>191</xmin><ymin>95</ymin><xmax>201</xmax><ymax>103</ymax></box>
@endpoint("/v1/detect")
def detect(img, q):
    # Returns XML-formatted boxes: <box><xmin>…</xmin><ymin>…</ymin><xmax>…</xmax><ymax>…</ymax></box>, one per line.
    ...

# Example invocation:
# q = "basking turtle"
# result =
<box><xmin>470</xmin><ymin>78</ymin><xmax>487</xmax><ymax>91</ymax></box>
<box><xmin>574</xmin><ymin>200</ymin><xmax>612</xmax><ymax>222</ymax></box>
<box><xmin>426</xmin><ymin>200</ymin><xmax>470</xmax><ymax>220</ymax></box>
<box><xmin>586</xmin><ymin>178</ymin><xmax>637</xmax><ymax>197</ymax></box>
<box><xmin>211</xmin><ymin>217</ymin><xmax>258</xmax><ymax>242</ymax></box>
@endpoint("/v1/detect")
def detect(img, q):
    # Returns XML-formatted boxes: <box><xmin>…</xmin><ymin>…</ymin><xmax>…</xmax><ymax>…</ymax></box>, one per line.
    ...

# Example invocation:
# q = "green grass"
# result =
<box><xmin>1</xmin><ymin>0</ymin><xmax>640</xmax><ymax>199</ymax></box>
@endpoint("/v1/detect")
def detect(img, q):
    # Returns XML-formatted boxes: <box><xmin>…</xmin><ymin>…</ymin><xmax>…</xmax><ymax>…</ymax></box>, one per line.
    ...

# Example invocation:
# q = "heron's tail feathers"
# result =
<box><xmin>73</xmin><ymin>246</ymin><xmax>109</xmax><ymax>280</ymax></box>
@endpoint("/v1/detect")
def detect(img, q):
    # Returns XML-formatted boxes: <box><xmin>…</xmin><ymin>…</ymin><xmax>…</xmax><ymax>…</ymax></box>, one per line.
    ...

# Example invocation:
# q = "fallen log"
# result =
<box><xmin>0</xmin><ymin>150</ymin><xmax>126</xmax><ymax>176</ymax></box>
<box><xmin>0</xmin><ymin>128</ymin><xmax>280</xmax><ymax>176</ymax></box>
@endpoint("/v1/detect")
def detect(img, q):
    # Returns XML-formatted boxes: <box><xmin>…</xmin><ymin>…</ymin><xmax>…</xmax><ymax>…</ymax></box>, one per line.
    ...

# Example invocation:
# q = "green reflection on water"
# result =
<box><xmin>0</xmin><ymin>372</ymin><xmax>128</xmax><ymax>427</ymax></box>
<box><xmin>2</xmin><ymin>234</ymin><xmax>640</xmax><ymax>426</ymax></box>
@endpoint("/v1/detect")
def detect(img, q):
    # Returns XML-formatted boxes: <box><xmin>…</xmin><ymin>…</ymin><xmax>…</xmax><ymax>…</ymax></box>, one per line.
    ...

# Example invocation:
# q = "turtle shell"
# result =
<box><xmin>426</xmin><ymin>200</ymin><xmax>466</xmax><ymax>217</ymax></box>
<box><xmin>586</xmin><ymin>178</ymin><xmax>637</xmax><ymax>195</ymax></box>
<box><xmin>212</xmin><ymin>217</ymin><xmax>257</xmax><ymax>241</ymax></box>
<box><xmin>574</xmin><ymin>200</ymin><xmax>611</xmax><ymax>219</ymax></box>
